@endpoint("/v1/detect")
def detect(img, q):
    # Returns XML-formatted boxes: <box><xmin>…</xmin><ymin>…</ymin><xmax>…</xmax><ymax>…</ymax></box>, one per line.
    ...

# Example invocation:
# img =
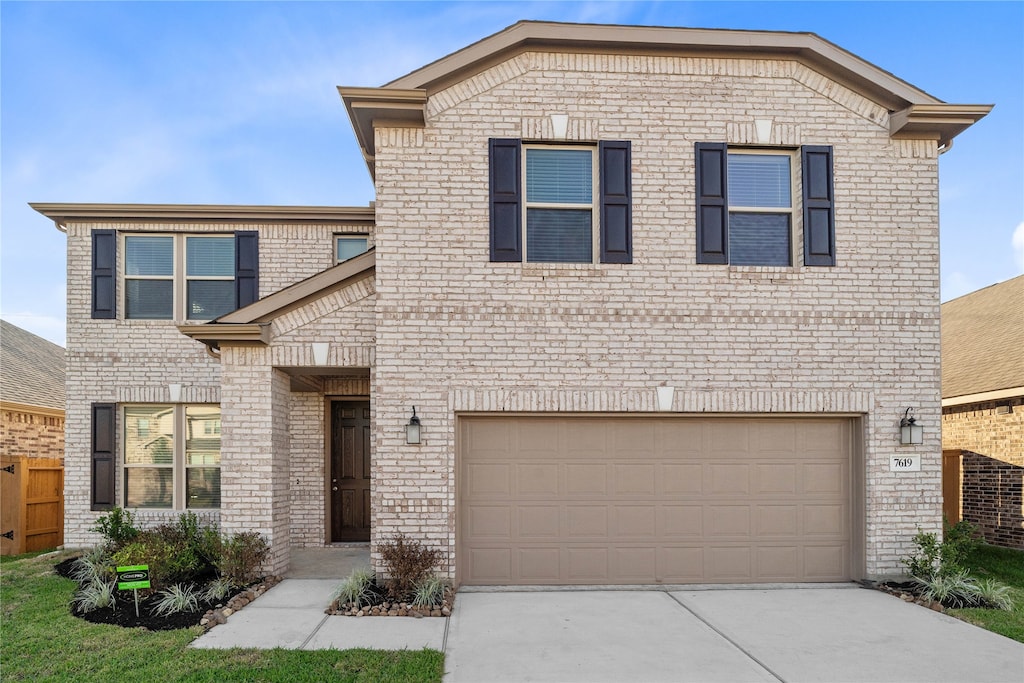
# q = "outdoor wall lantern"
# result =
<box><xmin>406</xmin><ymin>407</ymin><xmax>422</xmax><ymax>445</ymax></box>
<box><xmin>900</xmin><ymin>407</ymin><xmax>924</xmax><ymax>445</ymax></box>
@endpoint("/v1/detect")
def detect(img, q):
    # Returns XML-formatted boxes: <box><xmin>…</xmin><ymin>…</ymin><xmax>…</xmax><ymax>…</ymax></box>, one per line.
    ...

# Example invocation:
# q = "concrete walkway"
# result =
<box><xmin>191</xmin><ymin>581</ymin><xmax>1024</xmax><ymax>683</ymax></box>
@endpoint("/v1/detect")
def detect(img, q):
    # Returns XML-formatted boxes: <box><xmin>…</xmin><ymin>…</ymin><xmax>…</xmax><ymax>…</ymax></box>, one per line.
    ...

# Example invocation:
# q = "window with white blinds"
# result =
<box><xmin>524</xmin><ymin>146</ymin><xmax>597</xmax><ymax>263</ymax></box>
<box><xmin>727</xmin><ymin>151</ymin><xmax>795</xmax><ymax>266</ymax></box>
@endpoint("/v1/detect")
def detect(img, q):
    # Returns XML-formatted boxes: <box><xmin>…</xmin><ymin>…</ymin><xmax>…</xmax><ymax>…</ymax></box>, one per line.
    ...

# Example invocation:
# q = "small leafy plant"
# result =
<box><xmin>378</xmin><ymin>534</ymin><xmax>441</xmax><ymax>601</ymax></box>
<box><xmin>410</xmin><ymin>574</ymin><xmax>447</xmax><ymax>607</ymax></box>
<box><xmin>973</xmin><ymin>578</ymin><xmax>1015</xmax><ymax>611</ymax></box>
<box><xmin>214</xmin><ymin>532</ymin><xmax>269</xmax><ymax>585</ymax></box>
<box><xmin>903</xmin><ymin>520</ymin><xmax>980</xmax><ymax>581</ymax></box>
<box><xmin>151</xmin><ymin>583</ymin><xmax>201</xmax><ymax>616</ymax></box>
<box><xmin>69</xmin><ymin>546</ymin><xmax>115</xmax><ymax>585</ymax></box>
<box><xmin>913</xmin><ymin>571</ymin><xmax>980</xmax><ymax>608</ymax></box>
<box><xmin>201</xmin><ymin>577</ymin><xmax>236</xmax><ymax>603</ymax></box>
<box><xmin>90</xmin><ymin>507</ymin><xmax>140</xmax><ymax>550</ymax></box>
<box><xmin>332</xmin><ymin>567</ymin><xmax>377</xmax><ymax>609</ymax></box>
<box><xmin>73</xmin><ymin>579</ymin><xmax>118</xmax><ymax>613</ymax></box>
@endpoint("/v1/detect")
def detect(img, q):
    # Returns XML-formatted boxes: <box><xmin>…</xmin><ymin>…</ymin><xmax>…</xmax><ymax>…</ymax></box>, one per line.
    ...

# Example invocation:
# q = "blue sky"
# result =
<box><xmin>2</xmin><ymin>1</ymin><xmax>1021</xmax><ymax>346</ymax></box>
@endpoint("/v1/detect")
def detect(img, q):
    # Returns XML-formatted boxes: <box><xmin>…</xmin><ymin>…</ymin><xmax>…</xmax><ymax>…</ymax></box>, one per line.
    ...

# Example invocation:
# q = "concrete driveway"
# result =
<box><xmin>443</xmin><ymin>586</ymin><xmax>1024</xmax><ymax>683</ymax></box>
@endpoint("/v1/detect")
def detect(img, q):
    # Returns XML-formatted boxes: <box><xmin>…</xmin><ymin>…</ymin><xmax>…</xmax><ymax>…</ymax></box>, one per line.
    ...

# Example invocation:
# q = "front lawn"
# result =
<box><xmin>948</xmin><ymin>544</ymin><xmax>1024</xmax><ymax>643</ymax></box>
<box><xmin>1</xmin><ymin>551</ymin><xmax>443</xmax><ymax>682</ymax></box>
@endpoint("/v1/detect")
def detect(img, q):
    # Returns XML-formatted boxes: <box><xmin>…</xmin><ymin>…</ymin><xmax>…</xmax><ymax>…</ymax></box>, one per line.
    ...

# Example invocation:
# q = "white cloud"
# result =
<box><xmin>1012</xmin><ymin>221</ymin><xmax>1024</xmax><ymax>273</ymax></box>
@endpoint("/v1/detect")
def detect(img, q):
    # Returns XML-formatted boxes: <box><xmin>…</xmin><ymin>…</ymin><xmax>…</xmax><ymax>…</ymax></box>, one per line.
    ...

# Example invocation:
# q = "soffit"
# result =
<box><xmin>941</xmin><ymin>274</ymin><xmax>1024</xmax><ymax>399</ymax></box>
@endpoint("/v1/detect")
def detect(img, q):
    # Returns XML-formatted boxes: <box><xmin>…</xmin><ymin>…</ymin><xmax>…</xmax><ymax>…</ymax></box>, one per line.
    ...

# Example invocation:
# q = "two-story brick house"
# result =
<box><xmin>34</xmin><ymin>21</ymin><xmax>990</xmax><ymax>584</ymax></box>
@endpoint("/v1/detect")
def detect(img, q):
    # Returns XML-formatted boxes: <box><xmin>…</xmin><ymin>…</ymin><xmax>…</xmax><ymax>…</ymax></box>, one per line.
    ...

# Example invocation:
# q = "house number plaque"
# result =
<box><xmin>889</xmin><ymin>455</ymin><xmax>921</xmax><ymax>472</ymax></box>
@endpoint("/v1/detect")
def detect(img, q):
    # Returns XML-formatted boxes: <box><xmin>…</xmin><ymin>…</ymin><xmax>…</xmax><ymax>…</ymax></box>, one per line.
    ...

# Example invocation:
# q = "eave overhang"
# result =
<box><xmin>337</xmin><ymin>88</ymin><xmax>427</xmax><ymax>179</ymax></box>
<box><xmin>890</xmin><ymin>104</ymin><xmax>994</xmax><ymax>149</ymax></box>
<box><xmin>30</xmin><ymin>203</ymin><xmax>375</xmax><ymax>231</ymax></box>
<box><xmin>177</xmin><ymin>323</ymin><xmax>271</xmax><ymax>349</ymax></box>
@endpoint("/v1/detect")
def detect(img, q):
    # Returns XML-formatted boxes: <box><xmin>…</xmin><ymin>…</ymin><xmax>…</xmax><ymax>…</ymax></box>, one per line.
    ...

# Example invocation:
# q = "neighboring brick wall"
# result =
<box><xmin>1</xmin><ymin>408</ymin><xmax>64</xmax><ymax>460</ymax></box>
<box><xmin>943</xmin><ymin>397</ymin><xmax>1024</xmax><ymax>548</ymax></box>
<box><xmin>371</xmin><ymin>51</ymin><xmax>943</xmax><ymax>580</ymax></box>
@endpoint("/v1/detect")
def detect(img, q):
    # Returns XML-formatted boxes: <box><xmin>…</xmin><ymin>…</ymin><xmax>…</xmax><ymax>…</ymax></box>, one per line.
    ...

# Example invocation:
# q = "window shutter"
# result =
<box><xmin>489</xmin><ymin>138</ymin><xmax>522</xmax><ymax>262</ymax></box>
<box><xmin>695</xmin><ymin>143</ymin><xmax>729</xmax><ymax>264</ymax></box>
<box><xmin>599</xmin><ymin>140</ymin><xmax>632</xmax><ymax>264</ymax></box>
<box><xmin>802</xmin><ymin>145</ymin><xmax>835</xmax><ymax>267</ymax></box>
<box><xmin>92</xmin><ymin>230</ymin><xmax>116</xmax><ymax>319</ymax></box>
<box><xmin>235</xmin><ymin>231</ymin><xmax>259</xmax><ymax>308</ymax></box>
<box><xmin>91</xmin><ymin>403</ymin><xmax>116</xmax><ymax>511</ymax></box>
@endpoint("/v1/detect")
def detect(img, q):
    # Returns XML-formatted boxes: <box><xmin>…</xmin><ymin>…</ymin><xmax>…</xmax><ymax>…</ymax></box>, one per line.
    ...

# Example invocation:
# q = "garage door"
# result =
<box><xmin>458</xmin><ymin>416</ymin><xmax>852</xmax><ymax>585</ymax></box>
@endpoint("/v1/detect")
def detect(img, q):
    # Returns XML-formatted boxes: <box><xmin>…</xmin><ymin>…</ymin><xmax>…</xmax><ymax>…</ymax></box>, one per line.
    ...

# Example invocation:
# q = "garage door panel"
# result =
<box><xmin>566</xmin><ymin>464</ymin><xmax>608</xmax><ymax>495</ymax></box>
<box><xmin>459</xmin><ymin>416</ymin><xmax>852</xmax><ymax>585</ymax></box>
<box><xmin>516</xmin><ymin>463</ymin><xmax>560</xmax><ymax>496</ymax></box>
<box><xmin>466</xmin><ymin>463</ymin><xmax>512</xmax><ymax>496</ymax></box>
<box><xmin>612</xmin><ymin>463</ymin><xmax>656</xmax><ymax>495</ymax></box>
<box><xmin>709</xmin><ymin>463</ymin><xmax>751</xmax><ymax>494</ymax></box>
<box><xmin>567</xmin><ymin>506</ymin><xmax>608</xmax><ymax>537</ymax></box>
<box><xmin>612</xmin><ymin>505</ymin><xmax>657</xmax><ymax>536</ymax></box>
<box><xmin>662</xmin><ymin>463</ymin><xmax>703</xmax><ymax>494</ymax></box>
<box><xmin>518</xmin><ymin>505</ymin><xmax>560</xmax><ymax>538</ymax></box>
<box><xmin>567</xmin><ymin>548</ymin><xmax>609</xmax><ymax>581</ymax></box>
<box><xmin>519</xmin><ymin>548</ymin><xmax>561</xmax><ymax>581</ymax></box>
<box><xmin>661</xmin><ymin>505</ymin><xmax>703</xmax><ymax>537</ymax></box>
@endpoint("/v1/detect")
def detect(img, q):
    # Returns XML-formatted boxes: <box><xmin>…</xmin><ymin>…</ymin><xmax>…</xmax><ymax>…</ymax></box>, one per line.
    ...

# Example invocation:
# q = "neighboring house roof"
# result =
<box><xmin>0</xmin><ymin>320</ymin><xmax>66</xmax><ymax>412</ymax></box>
<box><xmin>942</xmin><ymin>274</ymin><xmax>1024</xmax><ymax>404</ymax></box>
<box><xmin>30</xmin><ymin>203</ymin><xmax>375</xmax><ymax>230</ymax></box>
<box><xmin>339</xmin><ymin>20</ymin><xmax>992</xmax><ymax>176</ymax></box>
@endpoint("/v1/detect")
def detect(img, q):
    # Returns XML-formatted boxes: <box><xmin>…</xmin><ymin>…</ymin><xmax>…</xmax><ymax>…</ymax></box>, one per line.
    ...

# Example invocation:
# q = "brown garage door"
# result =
<box><xmin>458</xmin><ymin>416</ymin><xmax>852</xmax><ymax>585</ymax></box>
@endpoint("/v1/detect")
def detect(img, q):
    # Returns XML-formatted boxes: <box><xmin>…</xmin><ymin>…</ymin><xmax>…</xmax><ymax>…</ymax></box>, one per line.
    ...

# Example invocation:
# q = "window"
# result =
<box><xmin>727</xmin><ymin>152</ymin><xmax>794</xmax><ymax>266</ymax></box>
<box><xmin>335</xmin><ymin>235</ymin><xmax>369</xmax><ymax>263</ymax></box>
<box><xmin>696</xmin><ymin>143</ymin><xmax>835</xmax><ymax>267</ymax></box>
<box><xmin>489</xmin><ymin>138</ymin><xmax>632</xmax><ymax>264</ymax></box>
<box><xmin>524</xmin><ymin>146</ymin><xmax>596</xmax><ymax>263</ymax></box>
<box><xmin>123</xmin><ymin>234</ymin><xmax>240</xmax><ymax>320</ymax></box>
<box><xmin>123</xmin><ymin>405</ymin><xmax>221</xmax><ymax>509</ymax></box>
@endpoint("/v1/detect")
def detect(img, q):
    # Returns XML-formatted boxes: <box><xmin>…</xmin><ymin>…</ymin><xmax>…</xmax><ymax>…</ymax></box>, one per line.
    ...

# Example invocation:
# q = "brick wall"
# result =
<box><xmin>943</xmin><ymin>397</ymin><xmax>1024</xmax><ymax>548</ymax></box>
<box><xmin>370</xmin><ymin>51</ymin><xmax>943</xmax><ymax>579</ymax></box>
<box><xmin>1</xmin><ymin>408</ymin><xmax>64</xmax><ymax>460</ymax></box>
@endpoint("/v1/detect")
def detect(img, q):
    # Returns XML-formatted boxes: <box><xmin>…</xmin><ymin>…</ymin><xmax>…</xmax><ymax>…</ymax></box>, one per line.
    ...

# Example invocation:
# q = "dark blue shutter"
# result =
<box><xmin>92</xmin><ymin>230</ymin><xmax>116</xmax><ymax>319</ymax></box>
<box><xmin>91</xmin><ymin>403</ymin><xmax>116</xmax><ymax>511</ymax></box>
<box><xmin>599</xmin><ymin>140</ymin><xmax>632</xmax><ymax>264</ymax></box>
<box><xmin>695</xmin><ymin>143</ymin><xmax>729</xmax><ymax>264</ymax></box>
<box><xmin>802</xmin><ymin>145</ymin><xmax>835</xmax><ymax>267</ymax></box>
<box><xmin>489</xmin><ymin>138</ymin><xmax>522</xmax><ymax>262</ymax></box>
<box><xmin>235</xmin><ymin>231</ymin><xmax>259</xmax><ymax>308</ymax></box>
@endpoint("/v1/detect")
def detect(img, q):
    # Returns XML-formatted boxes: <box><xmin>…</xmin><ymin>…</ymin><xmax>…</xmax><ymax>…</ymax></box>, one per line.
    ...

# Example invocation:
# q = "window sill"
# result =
<box><xmin>520</xmin><ymin>263</ymin><xmax>605</xmax><ymax>279</ymax></box>
<box><xmin>726</xmin><ymin>265</ymin><xmax>806</xmax><ymax>282</ymax></box>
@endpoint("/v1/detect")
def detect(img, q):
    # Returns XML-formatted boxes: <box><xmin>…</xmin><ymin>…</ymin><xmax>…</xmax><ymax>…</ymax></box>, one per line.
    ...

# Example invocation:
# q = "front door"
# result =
<box><xmin>330</xmin><ymin>401</ymin><xmax>371</xmax><ymax>542</ymax></box>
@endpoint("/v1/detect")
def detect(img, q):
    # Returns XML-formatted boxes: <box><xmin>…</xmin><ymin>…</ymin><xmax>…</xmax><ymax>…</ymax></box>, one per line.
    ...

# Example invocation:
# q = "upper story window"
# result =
<box><xmin>524</xmin><ymin>146</ymin><xmax>597</xmax><ymax>263</ymax></box>
<box><xmin>696</xmin><ymin>143</ymin><xmax>835</xmax><ymax>267</ymax></box>
<box><xmin>335</xmin><ymin>235</ymin><xmax>369</xmax><ymax>263</ymax></box>
<box><xmin>489</xmin><ymin>138</ymin><xmax>632</xmax><ymax>265</ymax></box>
<box><xmin>123</xmin><ymin>404</ymin><xmax>221</xmax><ymax>510</ymax></box>
<box><xmin>727</xmin><ymin>151</ymin><xmax>794</xmax><ymax>267</ymax></box>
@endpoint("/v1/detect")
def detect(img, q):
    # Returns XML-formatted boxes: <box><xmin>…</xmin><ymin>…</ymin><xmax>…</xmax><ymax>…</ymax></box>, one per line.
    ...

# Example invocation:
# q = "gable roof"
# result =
<box><xmin>339</xmin><ymin>20</ymin><xmax>992</xmax><ymax>176</ymax></box>
<box><xmin>941</xmin><ymin>274</ymin><xmax>1024</xmax><ymax>403</ymax></box>
<box><xmin>179</xmin><ymin>249</ymin><xmax>375</xmax><ymax>349</ymax></box>
<box><xmin>0</xmin><ymin>320</ymin><xmax>66</xmax><ymax>412</ymax></box>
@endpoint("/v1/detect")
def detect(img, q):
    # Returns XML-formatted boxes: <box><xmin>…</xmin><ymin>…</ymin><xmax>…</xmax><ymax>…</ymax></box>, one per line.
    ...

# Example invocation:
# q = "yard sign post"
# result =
<box><xmin>116</xmin><ymin>565</ymin><xmax>151</xmax><ymax>617</ymax></box>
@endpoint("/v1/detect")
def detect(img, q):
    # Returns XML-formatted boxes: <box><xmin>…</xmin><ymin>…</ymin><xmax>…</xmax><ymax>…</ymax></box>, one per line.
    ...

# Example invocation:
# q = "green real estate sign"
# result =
<box><xmin>116</xmin><ymin>565</ymin><xmax>151</xmax><ymax>590</ymax></box>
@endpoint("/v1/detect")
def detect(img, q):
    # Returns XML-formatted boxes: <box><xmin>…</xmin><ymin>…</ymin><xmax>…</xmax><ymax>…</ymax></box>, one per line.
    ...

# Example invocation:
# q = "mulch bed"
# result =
<box><xmin>54</xmin><ymin>556</ymin><xmax>279</xmax><ymax>631</ymax></box>
<box><xmin>326</xmin><ymin>582</ymin><xmax>454</xmax><ymax>617</ymax></box>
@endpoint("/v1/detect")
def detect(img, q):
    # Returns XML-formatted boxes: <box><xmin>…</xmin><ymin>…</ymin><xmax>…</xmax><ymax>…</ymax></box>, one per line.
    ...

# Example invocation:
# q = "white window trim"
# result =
<box><xmin>122</xmin><ymin>403</ymin><xmax>221</xmax><ymax>510</ymax></box>
<box><xmin>726</xmin><ymin>147</ymin><xmax>799</xmax><ymax>267</ymax></box>
<box><xmin>522</xmin><ymin>144</ymin><xmax>599</xmax><ymax>264</ymax></box>
<box><xmin>334</xmin><ymin>234</ymin><xmax>370</xmax><ymax>264</ymax></box>
<box><xmin>121</xmin><ymin>233</ymin><xmax>235</xmax><ymax>321</ymax></box>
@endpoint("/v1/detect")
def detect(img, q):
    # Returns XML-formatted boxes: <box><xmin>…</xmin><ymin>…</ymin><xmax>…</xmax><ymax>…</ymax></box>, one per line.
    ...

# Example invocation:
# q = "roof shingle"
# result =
<box><xmin>0</xmin><ymin>320</ymin><xmax>66</xmax><ymax>411</ymax></box>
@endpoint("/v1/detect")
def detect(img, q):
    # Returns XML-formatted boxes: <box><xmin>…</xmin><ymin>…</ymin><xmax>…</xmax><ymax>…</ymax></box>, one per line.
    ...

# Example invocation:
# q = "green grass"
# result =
<box><xmin>947</xmin><ymin>544</ymin><xmax>1024</xmax><ymax>643</ymax></box>
<box><xmin>1</xmin><ymin>551</ymin><xmax>444</xmax><ymax>682</ymax></box>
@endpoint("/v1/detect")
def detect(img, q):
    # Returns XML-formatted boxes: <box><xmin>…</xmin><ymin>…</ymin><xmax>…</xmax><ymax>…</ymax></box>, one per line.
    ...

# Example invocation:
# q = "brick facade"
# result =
<box><xmin>943</xmin><ymin>398</ymin><xmax>1024</xmax><ymax>548</ymax></box>
<box><xmin>54</xmin><ymin>31</ymin><xmax>977</xmax><ymax>581</ymax></box>
<box><xmin>1</xmin><ymin>408</ymin><xmax>64</xmax><ymax>460</ymax></box>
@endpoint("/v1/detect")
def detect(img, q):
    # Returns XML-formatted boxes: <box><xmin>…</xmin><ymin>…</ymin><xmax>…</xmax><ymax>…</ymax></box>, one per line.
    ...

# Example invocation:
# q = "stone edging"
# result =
<box><xmin>200</xmin><ymin>576</ymin><xmax>283</xmax><ymax>628</ymax></box>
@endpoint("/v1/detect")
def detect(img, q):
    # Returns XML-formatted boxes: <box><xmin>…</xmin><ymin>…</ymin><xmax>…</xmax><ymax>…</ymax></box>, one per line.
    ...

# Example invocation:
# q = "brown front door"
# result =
<box><xmin>330</xmin><ymin>401</ymin><xmax>371</xmax><ymax>542</ymax></box>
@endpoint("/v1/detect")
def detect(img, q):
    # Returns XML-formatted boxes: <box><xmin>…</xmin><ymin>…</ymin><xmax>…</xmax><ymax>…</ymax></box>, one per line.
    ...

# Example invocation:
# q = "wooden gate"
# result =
<box><xmin>1</xmin><ymin>456</ymin><xmax>64</xmax><ymax>555</ymax></box>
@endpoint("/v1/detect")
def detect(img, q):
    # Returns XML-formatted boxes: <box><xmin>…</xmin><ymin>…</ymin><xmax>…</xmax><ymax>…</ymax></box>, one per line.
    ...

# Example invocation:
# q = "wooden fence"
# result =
<box><xmin>1</xmin><ymin>456</ymin><xmax>64</xmax><ymax>555</ymax></box>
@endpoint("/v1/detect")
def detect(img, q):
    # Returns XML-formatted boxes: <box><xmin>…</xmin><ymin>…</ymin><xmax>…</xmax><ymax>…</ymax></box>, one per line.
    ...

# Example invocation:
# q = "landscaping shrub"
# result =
<box><xmin>72</xmin><ymin>578</ymin><xmax>118</xmax><ymax>613</ymax></box>
<box><xmin>332</xmin><ymin>567</ymin><xmax>377</xmax><ymax>609</ymax></box>
<box><xmin>214</xmin><ymin>531</ymin><xmax>269</xmax><ymax>585</ymax></box>
<box><xmin>903</xmin><ymin>519</ymin><xmax>979</xmax><ymax>581</ymax></box>
<box><xmin>151</xmin><ymin>583</ymin><xmax>201</xmax><ymax>616</ymax></box>
<box><xmin>411</xmin><ymin>574</ymin><xmax>447</xmax><ymax>607</ymax></box>
<box><xmin>110</xmin><ymin>534</ymin><xmax>176</xmax><ymax>589</ymax></box>
<box><xmin>378</xmin><ymin>534</ymin><xmax>441</xmax><ymax>600</ymax></box>
<box><xmin>90</xmin><ymin>507</ymin><xmax>140</xmax><ymax>550</ymax></box>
